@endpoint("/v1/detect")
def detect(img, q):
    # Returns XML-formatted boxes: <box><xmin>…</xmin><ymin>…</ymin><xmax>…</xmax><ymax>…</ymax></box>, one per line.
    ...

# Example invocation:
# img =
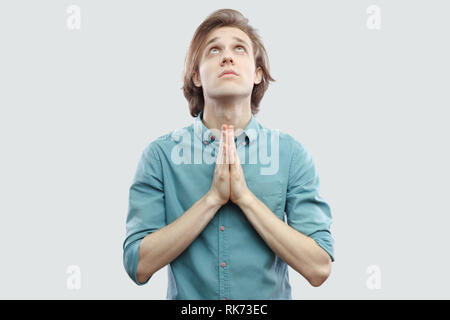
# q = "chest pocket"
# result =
<box><xmin>246</xmin><ymin>180</ymin><xmax>284</xmax><ymax>220</ymax></box>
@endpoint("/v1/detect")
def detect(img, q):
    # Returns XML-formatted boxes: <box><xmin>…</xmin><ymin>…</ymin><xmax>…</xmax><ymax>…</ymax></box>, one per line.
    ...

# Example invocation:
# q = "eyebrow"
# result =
<box><xmin>204</xmin><ymin>36</ymin><xmax>251</xmax><ymax>49</ymax></box>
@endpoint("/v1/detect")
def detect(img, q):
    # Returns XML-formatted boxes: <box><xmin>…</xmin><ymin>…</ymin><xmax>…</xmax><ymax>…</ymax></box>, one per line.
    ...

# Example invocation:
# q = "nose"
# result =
<box><xmin>221</xmin><ymin>55</ymin><xmax>234</xmax><ymax>65</ymax></box>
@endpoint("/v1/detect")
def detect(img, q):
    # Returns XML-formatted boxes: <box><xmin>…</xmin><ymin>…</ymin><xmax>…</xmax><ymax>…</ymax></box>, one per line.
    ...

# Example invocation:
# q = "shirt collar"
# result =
<box><xmin>194</xmin><ymin>110</ymin><xmax>259</xmax><ymax>145</ymax></box>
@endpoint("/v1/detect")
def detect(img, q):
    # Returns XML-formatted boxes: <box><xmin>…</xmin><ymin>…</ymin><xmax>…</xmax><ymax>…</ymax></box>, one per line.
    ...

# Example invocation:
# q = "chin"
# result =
<box><xmin>210</xmin><ymin>89</ymin><xmax>247</xmax><ymax>98</ymax></box>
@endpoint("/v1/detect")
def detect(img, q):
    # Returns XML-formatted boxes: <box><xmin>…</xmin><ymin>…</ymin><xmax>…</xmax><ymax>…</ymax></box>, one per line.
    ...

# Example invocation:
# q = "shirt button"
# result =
<box><xmin>211</xmin><ymin>135</ymin><xmax>216</xmax><ymax>141</ymax></box>
<box><xmin>221</xmin><ymin>262</ymin><xmax>226</xmax><ymax>268</ymax></box>
<box><xmin>220</xmin><ymin>226</ymin><xmax>225</xmax><ymax>231</ymax></box>
<box><xmin>242</xmin><ymin>141</ymin><xmax>247</xmax><ymax>146</ymax></box>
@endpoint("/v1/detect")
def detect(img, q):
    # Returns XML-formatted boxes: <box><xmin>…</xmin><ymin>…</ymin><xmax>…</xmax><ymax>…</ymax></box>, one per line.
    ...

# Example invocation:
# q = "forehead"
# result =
<box><xmin>203</xmin><ymin>26</ymin><xmax>252</xmax><ymax>49</ymax></box>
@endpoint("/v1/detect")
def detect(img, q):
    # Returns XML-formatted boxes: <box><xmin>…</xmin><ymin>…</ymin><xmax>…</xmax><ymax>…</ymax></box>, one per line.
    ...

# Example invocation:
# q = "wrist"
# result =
<box><xmin>205</xmin><ymin>191</ymin><xmax>225</xmax><ymax>209</ymax></box>
<box><xmin>235</xmin><ymin>189</ymin><xmax>254</xmax><ymax>208</ymax></box>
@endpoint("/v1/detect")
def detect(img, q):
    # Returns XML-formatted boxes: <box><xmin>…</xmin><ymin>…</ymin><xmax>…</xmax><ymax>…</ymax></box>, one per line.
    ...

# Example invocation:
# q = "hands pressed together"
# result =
<box><xmin>208</xmin><ymin>124</ymin><xmax>252</xmax><ymax>207</ymax></box>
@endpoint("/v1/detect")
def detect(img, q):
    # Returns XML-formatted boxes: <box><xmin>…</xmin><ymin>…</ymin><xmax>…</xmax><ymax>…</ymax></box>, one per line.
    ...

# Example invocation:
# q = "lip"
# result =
<box><xmin>220</xmin><ymin>73</ymin><xmax>238</xmax><ymax>78</ymax></box>
<box><xmin>219</xmin><ymin>70</ymin><xmax>238</xmax><ymax>77</ymax></box>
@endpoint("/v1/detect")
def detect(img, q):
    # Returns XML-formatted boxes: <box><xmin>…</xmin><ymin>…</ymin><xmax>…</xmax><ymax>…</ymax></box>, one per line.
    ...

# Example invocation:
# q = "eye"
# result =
<box><xmin>208</xmin><ymin>45</ymin><xmax>246</xmax><ymax>55</ymax></box>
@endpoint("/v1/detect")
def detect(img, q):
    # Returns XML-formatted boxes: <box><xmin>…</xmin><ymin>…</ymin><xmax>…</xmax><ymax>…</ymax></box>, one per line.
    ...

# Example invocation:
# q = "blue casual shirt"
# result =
<box><xmin>123</xmin><ymin>110</ymin><xmax>334</xmax><ymax>299</ymax></box>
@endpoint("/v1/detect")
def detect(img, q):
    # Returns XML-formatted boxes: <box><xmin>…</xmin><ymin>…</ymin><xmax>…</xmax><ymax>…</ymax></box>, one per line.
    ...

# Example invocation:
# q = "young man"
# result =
<box><xmin>123</xmin><ymin>9</ymin><xmax>334</xmax><ymax>300</ymax></box>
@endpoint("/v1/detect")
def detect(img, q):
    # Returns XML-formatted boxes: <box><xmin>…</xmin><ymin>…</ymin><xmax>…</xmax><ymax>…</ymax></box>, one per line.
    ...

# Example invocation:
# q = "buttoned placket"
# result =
<box><xmin>215</xmin><ymin>133</ymin><xmax>250</xmax><ymax>300</ymax></box>
<box><xmin>218</xmin><ymin>199</ymin><xmax>229</xmax><ymax>300</ymax></box>
<box><xmin>193</xmin><ymin>114</ymin><xmax>260</xmax><ymax>299</ymax></box>
<box><xmin>199</xmin><ymin>129</ymin><xmax>229</xmax><ymax>299</ymax></box>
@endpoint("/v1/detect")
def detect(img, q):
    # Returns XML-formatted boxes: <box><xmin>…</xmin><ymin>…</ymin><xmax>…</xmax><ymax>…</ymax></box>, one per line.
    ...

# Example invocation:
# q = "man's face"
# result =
<box><xmin>193</xmin><ymin>26</ymin><xmax>262</xmax><ymax>102</ymax></box>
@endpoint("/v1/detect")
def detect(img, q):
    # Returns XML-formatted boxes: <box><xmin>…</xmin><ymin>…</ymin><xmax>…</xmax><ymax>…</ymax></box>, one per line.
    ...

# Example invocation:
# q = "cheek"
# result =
<box><xmin>242</xmin><ymin>68</ymin><xmax>256</xmax><ymax>82</ymax></box>
<box><xmin>199</xmin><ymin>61</ymin><xmax>215</xmax><ymax>77</ymax></box>
<box><xmin>197</xmin><ymin>67</ymin><xmax>210</xmax><ymax>84</ymax></box>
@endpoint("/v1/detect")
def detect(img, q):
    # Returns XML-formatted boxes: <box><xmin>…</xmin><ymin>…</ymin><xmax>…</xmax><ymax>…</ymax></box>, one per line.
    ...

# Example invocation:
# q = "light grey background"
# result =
<box><xmin>0</xmin><ymin>0</ymin><xmax>449</xmax><ymax>299</ymax></box>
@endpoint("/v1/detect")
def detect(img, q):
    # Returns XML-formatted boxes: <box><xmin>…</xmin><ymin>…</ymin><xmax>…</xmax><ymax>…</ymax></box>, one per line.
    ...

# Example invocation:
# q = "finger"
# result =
<box><xmin>225</xmin><ymin>126</ymin><xmax>229</xmax><ymax>165</ymax></box>
<box><xmin>228</xmin><ymin>126</ymin><xmax>235</xmax><ymax>164</ymax></box>
<box><xmin>216</xmin><ymin>125</ymin><xmax>226</xmax><ymax>166</ymax></box>
<box><xmin>229</xmin><ymin>144</ymin><xmax>236</xmax><ymax>173</ymax></box>
<box><xmin>225</xmin><ymin>124</ymin><xmax>230</xmax><ymax>165</ymax></box>
<box><xmin>222</xmin><ymin>125</ymin><xmax>228</xmax><ymax>166</ymax></box>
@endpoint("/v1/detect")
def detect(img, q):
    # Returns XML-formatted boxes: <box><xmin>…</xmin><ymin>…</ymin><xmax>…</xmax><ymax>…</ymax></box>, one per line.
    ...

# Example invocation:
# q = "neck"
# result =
<box><xmin>202</xmin><ymin>98</ymin><xmax>252</xmax><ymax>136</ymax></box>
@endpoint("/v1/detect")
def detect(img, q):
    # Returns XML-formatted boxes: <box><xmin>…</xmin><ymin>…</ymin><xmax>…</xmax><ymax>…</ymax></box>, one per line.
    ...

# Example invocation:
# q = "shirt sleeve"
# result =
<box><xmin>285</xmin><ymin>138</ymin><xmax>335</xmax><ymax>262</ymax></box>
<box><xmin>123</xmin><ymin>143</ymin><xmax>166</xmax><ymax>285</ymax></box>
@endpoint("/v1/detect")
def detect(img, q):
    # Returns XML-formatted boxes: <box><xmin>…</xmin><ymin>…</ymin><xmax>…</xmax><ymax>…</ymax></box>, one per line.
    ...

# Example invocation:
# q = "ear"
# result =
<box><xmin>254</xmin><ymin>66</ymin><xmax>263</xmax><ymax>85</ymax></box>
<box><xmin>193</xmin><ymin>71</ymin><xmax>202</xmax><ymax>88</ymax></box>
